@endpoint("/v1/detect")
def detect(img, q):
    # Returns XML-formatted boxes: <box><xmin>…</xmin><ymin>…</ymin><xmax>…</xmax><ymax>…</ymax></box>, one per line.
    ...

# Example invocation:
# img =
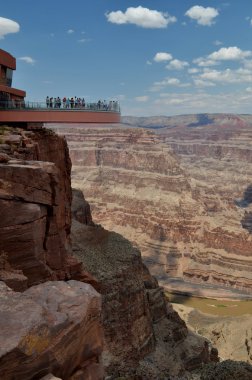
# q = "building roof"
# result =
<box><xmin>0</xmin><ymin>84</ymin><xmax>26</xmax><ymax>98</ymax></box>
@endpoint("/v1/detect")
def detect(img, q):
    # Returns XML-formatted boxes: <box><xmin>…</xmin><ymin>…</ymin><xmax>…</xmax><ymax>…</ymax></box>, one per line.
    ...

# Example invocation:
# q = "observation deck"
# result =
<box><xmin>0</xmin><ymin>48</ymin><xmax>121</xmax><ymax>125</ymax></box>
<box><xmin>0</xmin><ymin>100</ymin><xmax>121</xmax><ymax>124</ymax></box>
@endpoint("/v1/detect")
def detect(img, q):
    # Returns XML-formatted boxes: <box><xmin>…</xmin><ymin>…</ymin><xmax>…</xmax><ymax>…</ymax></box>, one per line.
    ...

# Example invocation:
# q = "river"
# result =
<box><xmin>166</xmin><ymin>292</ymin><xmax>252</xmax><ymax>317</ymax></box>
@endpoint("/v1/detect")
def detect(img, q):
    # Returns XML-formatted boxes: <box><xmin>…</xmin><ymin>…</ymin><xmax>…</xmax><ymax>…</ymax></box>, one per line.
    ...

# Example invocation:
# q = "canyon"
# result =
<box><xmin>51</xmin><ymin>114</ymin><xmax>252</xmax><ymax>297</ymax></box>
<box><xmin>0</xmin><ymin>124</ymin><xmax>220</xmax><ymax>379</ymax></box>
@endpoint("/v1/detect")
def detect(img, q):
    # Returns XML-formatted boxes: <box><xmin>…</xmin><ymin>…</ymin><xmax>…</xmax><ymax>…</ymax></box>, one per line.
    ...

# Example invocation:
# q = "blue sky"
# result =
<box><xmin>1</xmin><ymin>0</ymin><xmax>252</xmax><ymax>116</ymax></box>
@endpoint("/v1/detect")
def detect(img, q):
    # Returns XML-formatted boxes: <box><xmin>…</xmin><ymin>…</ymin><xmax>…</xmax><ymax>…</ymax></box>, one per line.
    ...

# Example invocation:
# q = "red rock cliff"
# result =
<box><xmin>0</xmin><ymin>124</ymin><xmax>217</xmax><ymax>380</ymax></box>
<box><xmin>0</xmin><ymin>125</ymin><xmax>104</xmax><ymax>380</ymax></box>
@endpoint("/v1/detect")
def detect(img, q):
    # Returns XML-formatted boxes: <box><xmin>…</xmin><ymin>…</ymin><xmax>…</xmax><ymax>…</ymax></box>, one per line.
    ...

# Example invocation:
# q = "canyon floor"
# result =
<box><xmin>172</xmin><ymin>299</ymin><xmax>252</xmax><ymax>364</ymax></box>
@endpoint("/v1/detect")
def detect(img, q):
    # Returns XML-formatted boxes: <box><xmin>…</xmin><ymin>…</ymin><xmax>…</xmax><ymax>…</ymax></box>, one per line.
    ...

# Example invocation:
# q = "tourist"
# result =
<box><xmin>43</xmin><ymin>96</ymin><xmax>117</xmax><ymax>112</ymax></box>
<box><xmin>74</xmin><ymin>97</ymin><xmax>78</xmax><ymax>108</ymax></box>
<box><xmin>57</xmin><ymin>97</ymin><xmax>61</xmax><ymax>108</ymax></box>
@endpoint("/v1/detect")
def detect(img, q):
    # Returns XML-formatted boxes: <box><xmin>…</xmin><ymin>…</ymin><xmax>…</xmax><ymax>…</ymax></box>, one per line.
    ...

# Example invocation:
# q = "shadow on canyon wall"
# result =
<box><xmin>241</xmin><ymin>212</ymin><xmax>252</xmax><ymax>234</ymax></box>
<box><xmin>235</xmin><ymin>184</ymin><xmax>252</xmax><ymax>233</ymax></box>
<box><xmin>188</xmin><ymin>114</ymin><xmax>214</xmax><ymax>128</ymax></box>
<box><xmin>235</xmin><ymin>184</ymin><xmax>252</xmax><ymax>208</ymax></box>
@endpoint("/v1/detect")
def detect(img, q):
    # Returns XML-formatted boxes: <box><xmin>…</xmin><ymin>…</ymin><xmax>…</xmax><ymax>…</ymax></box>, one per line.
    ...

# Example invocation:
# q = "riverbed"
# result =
<box><xmin>166</xmin><ymin>292</ymin><xmax>252</xmax><ymax>317</ymax></box>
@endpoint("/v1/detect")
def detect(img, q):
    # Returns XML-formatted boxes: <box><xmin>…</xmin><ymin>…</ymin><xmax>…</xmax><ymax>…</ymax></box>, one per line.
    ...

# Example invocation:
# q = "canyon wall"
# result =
<box><xmin>51</xmin><ymin>119</ymin><xmax>252</xmax><ymax>296</ymax></box>
<box><xmin>0</xmin><ymin>125</ymin><xmax>104</xmax><ymax>379</ymax></box>
<box><xmin>0</xmin><ymin>124</ymin><xmax>216</xmax><ymax>379</ymax></box>
<box><xmin>71</xmin><ymin>188</ymin><xmax>217</xmax><ymax>378</ymax></box>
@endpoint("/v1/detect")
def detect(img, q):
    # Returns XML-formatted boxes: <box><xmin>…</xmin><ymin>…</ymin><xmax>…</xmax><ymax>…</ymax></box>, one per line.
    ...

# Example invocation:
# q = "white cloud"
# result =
<box><xmin>158</xmin><ymin>97</ymin><xmax>185</xmax><ymax>105</ymax></box>
<box><xmin>0</xmin><ymin>17</ymin><xmax>20</xmax><ymax>39</ymax></box>
<box><xmin>18</xmin><ymin>56</ymin><xmax>36</xmax><ymax>65</ymax></box>
<box><xmin>194</xmin><ymin>79</ymin><xmax>216</xmax><ymax>87</ymax></box>
<box><xmin>78</xmin><ymin>38</ymin><xmax>91</xmax><ymax>43</ymax></box>
<box><xmin>165</xmin><ymin>78</ymin><xmax>181</xmax><ymax>85</ymax></box>
<box><xmin>154</xmin><ymin>52</ymin><xmax>172</xmax><ymax>62</ymax></box>
<box><xmin>166</xmin><ymin>59</ymin><xmax>189</xmax><ymax>70</ymax></box>
<box><xmin>243</xmin><ymin>60</ymin><xmax>252</xmax><ymax>70</ymax></box>
<box><xmin>213</xmin><ymin>40</ymin><xmax>223</xmax><ymax>46</ymax></box>
<box><xmin>146</xmin><ymin>60</ymin><xmax>152</xmax><ymax>65</ymax></box>
<box><xmin>185</xmin><ymin>5</ymin><xmax>219</xmax><ymax>26</ymax></box>
<box><xmin>106</xmin><ymin>6</ymin><xmax>177</xmax><ymax>28</ymax></box>
<box><xmin>199</xmin><ymin>67</ymin><xmax>252</xmax><ymax>84</ymax></box>
<box><xmin>193</xmin><ymin>57</ymin><xmax>218</xmax><ymax>67</ymax></box>
<box><xmin>135</xmin><ymin>95</ymin><xmax>149</xmax><ymax>102</ymax></box>
<box><xmin>152</xmin><ymin>90</ymin><xmax>252</xmax><ymax>115</ymax></box>
<box><xmin>247</xmin><ymin>17</ymin><xmax>252</xmax><ymax>26</ymax></box>
<box><xmin>188</xmin><ymin>68</ymin><xmax>200</xmax><ymax>74</ymax></box>
<box><xmin>208</xmin><ymin>46</ymin><xmax>252</xmax><ymax>61</ymax></box>
<box><xmin>67</xmin><ymin>29</ymin><xmax>74</xmax><ymax>34</ymax></box>
<box><xmin>150</xmin><ymin>77</ymin><xmax>190</xmax><ymax>91</ymax></box>
<box><xmin>193</xmin><ymin>47</ymin><xmax>252</xmax><ymax>68</ymax></box>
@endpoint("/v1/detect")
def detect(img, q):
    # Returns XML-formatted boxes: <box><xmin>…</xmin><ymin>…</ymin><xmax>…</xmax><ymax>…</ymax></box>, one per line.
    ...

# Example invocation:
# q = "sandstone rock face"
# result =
<box><xmin>0</xmin><ymin>280</ymin><xmax>103</xmax><ymax>380</ymax></box>
<box><xmin>0</xmin><ymin>125</ymin><xmax>104</xmax><ymax>380</ymax></box>
<box><xmin>71</xmin><ymin>188</ymin><xmax>217</xmax><ymax>378</ymax></box>
<box><xmin>51</xmin><ymin>121</ymin><xmax>252</xmax><ymax>296</ymax></box>
<box><xmin>0</xmin><ymin>126</ymin><xmax>93</xmax><ymax>288</ymax></box>
<box><xmin>0</xmin><ymin>250</ymin><xmax>28</xmax><ymax>291</ymax></box>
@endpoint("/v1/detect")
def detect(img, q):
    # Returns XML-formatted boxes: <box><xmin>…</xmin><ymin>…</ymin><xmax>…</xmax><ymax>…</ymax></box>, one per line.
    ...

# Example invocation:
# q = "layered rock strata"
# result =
<box><xmin>0</xmin><ymin>125</ymin><xmax>103</xmax><ymax>379</ymax></box>
<box><xmin>0</xmin><ymin>126</ymin><xmax>96</xmax><ymax>289</ymax></box>
<box><xmin>51</xmin><ymin>122</ymin><xmax>252</xmax><ymax>296</ymax></box>
<box><xmin>155</xmin><ymin>114</ymin><xmax>252</xmax><ymax>294</ymax></box>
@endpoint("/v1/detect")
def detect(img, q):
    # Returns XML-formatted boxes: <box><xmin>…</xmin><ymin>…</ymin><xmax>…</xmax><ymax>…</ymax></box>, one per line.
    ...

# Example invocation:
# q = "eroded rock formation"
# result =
<box><xmin>51</xmin><ymin>120</ymin><xmax>252</xmax><ymax>296</ymax></box>
<box><xmin>0</xmin><ymin>126</ymin><xmax>96</xmax><ymax>289</ymax></box>
<box><xmin>0</xmin><ymin>280</ymin><xmax>103</xmax><ymax>380</ymax></box>
<box><xmin>0</xmin><ymin>125</ymin><xmax>104</xmax><ymax>379</ymax></box>
<box><xmin>0</xmin><ymin>123</ymin><xmax>225</xmax><ymax>379</ymax></box>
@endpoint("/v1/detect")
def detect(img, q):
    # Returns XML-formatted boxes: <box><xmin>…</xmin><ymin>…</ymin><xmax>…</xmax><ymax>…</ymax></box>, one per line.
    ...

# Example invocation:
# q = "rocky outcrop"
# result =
<box><xmin>0</xmin><ymin>250</ymin><xmax>28</xmax><ymax>291</ymax></box>
<box><xmin>0</xmin><ymin>280</ymin><xmax>103</xmax><ymax>380</ymax></box>
<box><xmin>0</xmin><ymin>126</ymin><xmax>96</xmax><ymax>289</ymax></box>
<box><xmin>71</xmin><ymin>188</ymin><xmax>217</xmax><ymax>378</ymax></box>
<box><xmin>51</xmin><ymin>121</ymin><xmax>252</xmax><ymax>296</ymax></box>
<box><xmin>0</xmin><ymin>124</ymin><xmax>218</xmax><ymax>379</ymax></box>
<box><xmin>0</xmin><ymin>125</ymin><xmax>103</xmax><ymax>379</ymax></box>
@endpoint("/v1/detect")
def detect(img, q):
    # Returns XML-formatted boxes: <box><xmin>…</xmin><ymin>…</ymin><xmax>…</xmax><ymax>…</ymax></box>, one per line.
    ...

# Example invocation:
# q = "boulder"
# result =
<box><xmin>0</xmin><ymin>280</ymin><xmax>104</xmax><ymax>380</ymax></box>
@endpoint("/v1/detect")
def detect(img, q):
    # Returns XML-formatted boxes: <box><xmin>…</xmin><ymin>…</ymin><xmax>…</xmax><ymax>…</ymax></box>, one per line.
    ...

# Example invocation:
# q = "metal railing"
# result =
<box><xmin>0</xmin><ymin>100</ymin><xmax>120</xmax><ymax>113</ymax></box>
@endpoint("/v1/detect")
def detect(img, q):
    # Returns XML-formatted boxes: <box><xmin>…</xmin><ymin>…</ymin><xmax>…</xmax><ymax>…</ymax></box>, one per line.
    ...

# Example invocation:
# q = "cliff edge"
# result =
<box><xmin>0</xmin><ymin>124</ymin><xmax>219</xmax><ymax>379</ymax></box>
